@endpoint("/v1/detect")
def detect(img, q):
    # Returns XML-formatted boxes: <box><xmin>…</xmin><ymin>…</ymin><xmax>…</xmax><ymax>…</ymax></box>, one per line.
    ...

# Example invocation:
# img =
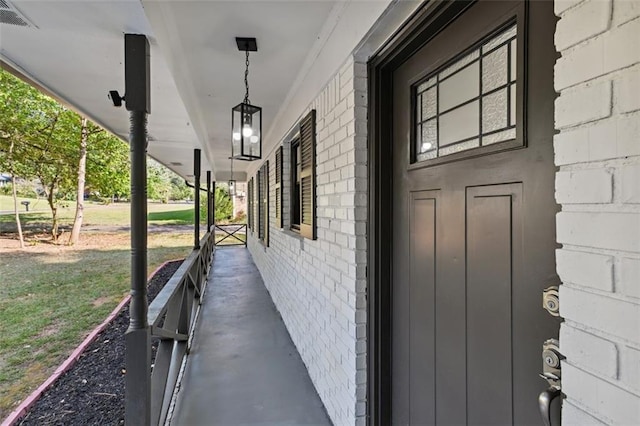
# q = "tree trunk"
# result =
<box><xmin>46</xmin><ymin>180</ymin><xmax>59</xmax><ymax>242</ymax></box>
<box><xmin>69</xmin><ymin>117</ymin><xmax>88</xmax><ymax>245</ymax></box>
<box><xmin>9</xmin><ymin>140</ymin><xmax>25</xmax><ymax>249</ymax></box>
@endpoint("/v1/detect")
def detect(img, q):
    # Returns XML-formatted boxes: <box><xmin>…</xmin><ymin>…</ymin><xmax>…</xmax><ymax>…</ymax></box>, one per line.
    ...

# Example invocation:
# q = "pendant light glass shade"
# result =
<box><xmin>231</xmin><ymin>102</ymin><xmax>262</xmax><ymax>161</ymax></box>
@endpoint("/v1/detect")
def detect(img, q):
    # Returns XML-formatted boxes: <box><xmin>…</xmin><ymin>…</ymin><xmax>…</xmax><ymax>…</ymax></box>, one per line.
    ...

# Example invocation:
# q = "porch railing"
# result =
<box><xmin>147</xmin><ymin>230</ymin><xmax>215</xmax><ymax>425</ymax></box>
<box><xmin>214</xmin><ymin>223</ymin><xmax>247</xmax><ymax>247</ymax></box>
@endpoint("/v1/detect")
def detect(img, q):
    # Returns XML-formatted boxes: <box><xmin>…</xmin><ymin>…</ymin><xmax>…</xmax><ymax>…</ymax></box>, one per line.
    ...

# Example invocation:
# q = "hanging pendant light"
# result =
<box><xmin>231</xmin><ymin>37</ymin><xmax>262</xmax><ymax>161</ymax></box>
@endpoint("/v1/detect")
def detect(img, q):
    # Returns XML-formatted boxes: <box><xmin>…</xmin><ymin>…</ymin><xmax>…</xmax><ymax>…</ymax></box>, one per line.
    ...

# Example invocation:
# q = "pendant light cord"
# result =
<box><xmin>243</xmin><ymin>50</ymin><xmax>250</xmax><ymax>104</ymax></box>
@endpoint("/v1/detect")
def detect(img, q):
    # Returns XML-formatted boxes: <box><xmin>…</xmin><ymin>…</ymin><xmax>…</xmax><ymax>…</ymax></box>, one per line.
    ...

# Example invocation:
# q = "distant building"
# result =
<box><xmin>0</xmin><ymin>173</ymin><xmax>11</xmax><ymax>187</ymax></box>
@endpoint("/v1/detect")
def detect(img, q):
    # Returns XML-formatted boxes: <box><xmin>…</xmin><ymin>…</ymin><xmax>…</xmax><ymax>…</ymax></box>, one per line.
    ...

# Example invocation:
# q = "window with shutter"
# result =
<box><xmin>262</xmin><ymin>161</ymin><xmax>269</xmax><ymax>246</ymax></box>
<box><xmin>257</xmin><ymin>169</ymin><xmax>263</xmax><ymax>240</ymax></box>
<box><xmin>291</xmin><ymin>137</ymin><xmax>301</xmax><ymax>230</ymax></box>
<box><xmin>299</xmin><ymin>110</ymin><xmax>316</xmax><ymax>240</ymax></box>
<box><xmin>247</xmin><ymin>178</ymin><xmax>253</xmax><ymax>231</ymax></box>
<box><xmin>275</xmin><ymin>147</ymin><xmax>283</xmax><ymax>228</ymax></box>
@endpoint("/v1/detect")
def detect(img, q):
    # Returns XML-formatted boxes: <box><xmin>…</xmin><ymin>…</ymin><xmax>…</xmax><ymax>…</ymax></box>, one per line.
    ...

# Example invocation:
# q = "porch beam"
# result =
<box><xmin>123</xmin><ymin>33</ymin><xmax>151</xmax><ymax>426</ymax></box>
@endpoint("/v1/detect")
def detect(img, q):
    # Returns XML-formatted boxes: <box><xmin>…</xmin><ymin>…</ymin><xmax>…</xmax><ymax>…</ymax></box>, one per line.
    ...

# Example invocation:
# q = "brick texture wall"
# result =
<box><xmin>554</xmin><ymin>0</ymin><xmax>640</xmax><ymax>423</ymax></box>
<box><xmin>247</xmin><ymin>56</ymin><xmax>368</xmax><ymax>426</ymax></box>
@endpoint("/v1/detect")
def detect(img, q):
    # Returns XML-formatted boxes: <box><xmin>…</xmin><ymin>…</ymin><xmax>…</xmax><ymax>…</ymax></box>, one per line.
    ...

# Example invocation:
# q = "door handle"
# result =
<box><xmin>538</xmin><ymin>386</ymin><xmax>561</xmax><ymax>426</ymax></box>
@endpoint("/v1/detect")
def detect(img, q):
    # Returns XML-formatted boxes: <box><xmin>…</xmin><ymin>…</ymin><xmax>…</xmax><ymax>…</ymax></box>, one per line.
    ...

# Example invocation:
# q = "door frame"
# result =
<box><xmin>366</xmin><ymin>1</ymin><xmax>482</xmax><ymax>424</ymax></box>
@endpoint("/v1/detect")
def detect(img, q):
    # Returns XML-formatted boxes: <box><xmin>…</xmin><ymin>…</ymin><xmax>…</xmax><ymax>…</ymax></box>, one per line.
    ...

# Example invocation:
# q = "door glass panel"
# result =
<box><xmin>417</xmin><ymin>76</ymin><xmax>437</xmax><ymax>93</ymax></box>
<box><xmin>482</xmin><ymin>46</ymin><xmax>508</xmax><ymax>93</ymax></box>
<box><xmin>421</xmin><ymin>119</ymin><xmax>438</xmax><ymax>152</ymax></box>
<box><xmin>481</xmin><ymin>24</ymin><xmax>517</xmax><ymax>53</ymax></box>
<box><xmin>439</xmin><ymin>62</ymin><xmax>479</xmax><ymax>112</ymax></box>
<box><xmin>422</xmin><ymin>88</ymin><xmax>437</xmax><ymax>120</ymax></box>
<box><xmin>440</xmin><ymin>101</ymin><xmax>479</xmax><ymax>146</ymax></box>
<box><xmin>439</xmin><ymin>138</ymin><xmax>479</xmax><ymax>155</ymax></box>
<box><xmin>482</xmin><ymin>88</ymin><xmax>508</xmax><ymax>132</ymax></box>
<box><xmin>413</xmin><ymin>22</ymin><xmax>518</xmax><ymax>162</ymax></box>
<box><xmin>440</xmin><ymin>50</ymin><xmax>480</xmax><ymax>79</ymax></box>
<box><xmin>510</xmin><ymin>40</ymin><xmax>517</xmax><ymax>81</ymax></box>
<box><xmin>483</xmin><ymin>128</ymin><xmax>516</xmax><ymax>145</ymax></box>
<box><xmin>510</xmin><ymin>83</ymin><xmax>517</xmax><ymax>125</ymax></box>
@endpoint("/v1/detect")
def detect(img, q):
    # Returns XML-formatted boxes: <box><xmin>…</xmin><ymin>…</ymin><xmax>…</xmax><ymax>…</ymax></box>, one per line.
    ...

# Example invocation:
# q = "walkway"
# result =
<box><xmin>170</xmin><ymin>247</ymin><xmax>331</xmax><ymax>425</ymax></box>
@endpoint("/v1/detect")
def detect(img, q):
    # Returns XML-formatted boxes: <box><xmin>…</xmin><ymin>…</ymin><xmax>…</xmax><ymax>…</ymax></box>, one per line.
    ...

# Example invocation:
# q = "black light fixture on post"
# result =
<box><xmin>231</xmin><ymin>37</ymin><xmax>262</xmax><ymax>161</ymax></box>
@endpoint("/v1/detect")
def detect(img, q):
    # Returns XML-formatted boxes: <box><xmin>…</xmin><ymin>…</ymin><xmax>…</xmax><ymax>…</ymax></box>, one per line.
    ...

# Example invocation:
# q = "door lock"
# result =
<box><xmin>540</xmin><ymin>338</ymin><xmax>563</xmax><ymax>386</ymax></box>
<box><xmin>539</xmin><ymin>339</ymin><xmax>564</xmax><ymax>426</ymax></box>
<box><xmin>542</xmin><ymin>286</ymin><xmax>560</xmax><ymax>316</ymax></box>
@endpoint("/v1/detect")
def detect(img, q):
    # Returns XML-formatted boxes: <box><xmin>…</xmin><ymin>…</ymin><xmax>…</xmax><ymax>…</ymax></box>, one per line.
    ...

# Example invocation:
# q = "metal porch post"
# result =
<box><xmin>194</xmin><ymin>149</ymin><xmax>201</xmax><ymax>250</ymax></box>
<box><xmin>212</xmin><ymin>181</ymin><xmax>216</xmax><ymax>227</ymax></box>
<box><xmin>123</xmin><ymin>34</ymin><xmax>151</xmax><ymax>426</ymax></box>
<box><xmin>206</xmin><ymin>170</ymin><xmax>212</xmax><ymax>232</ymax></box>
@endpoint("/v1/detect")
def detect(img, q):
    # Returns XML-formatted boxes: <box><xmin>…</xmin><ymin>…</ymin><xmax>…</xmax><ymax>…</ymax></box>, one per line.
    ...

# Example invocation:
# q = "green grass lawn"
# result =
<box><xmin>0</xmin><ymin>195</ymin><xmax>203</xmax><ymax>232</ymax></box>
<box><xmin>0</xmin><ymin>197</ymin><xmax>223</xmax><ymax>416</ymax></box>
<box><xmin>0</xmin><ymin>232</ymin><xmax>195</xmax><ymax>418</ymax></box>
<box><xmin>0</xmin><ymin>195</ymin><xmax>49</xmax><ymax>213</ymax></box>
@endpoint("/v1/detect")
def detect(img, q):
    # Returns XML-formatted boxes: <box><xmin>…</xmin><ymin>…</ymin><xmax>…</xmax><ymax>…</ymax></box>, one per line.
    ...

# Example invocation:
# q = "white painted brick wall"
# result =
<box><xmin>554</xmin><ymin>0</ymin><xmax>612</xmax><ymax>51</ymax></box>
<box><xmin>246</xmin><ymin>56</ymin><xmax>367</xmax><ymax>426</ymax></box>
<box><xmin>555</xmin><ymin>168</ymin><xmax>613</xmax><ymax>203</ymax></box>
<box><xmin>555</xmin><ymin>2</ymin><xmax>640</xmax><ymax>423</ymax></box>
<box><xmin>556</xmin><ymin>249</ymin><xmax>614</xmax><ymax>292</ymax></box>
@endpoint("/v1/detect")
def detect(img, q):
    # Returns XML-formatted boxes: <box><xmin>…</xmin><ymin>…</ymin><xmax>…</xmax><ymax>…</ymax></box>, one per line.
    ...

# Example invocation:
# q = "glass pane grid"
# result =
<box><xmin>413</xmin><ymin>22</ymin><xmax>518</xmax><ymax>162</ymax></box>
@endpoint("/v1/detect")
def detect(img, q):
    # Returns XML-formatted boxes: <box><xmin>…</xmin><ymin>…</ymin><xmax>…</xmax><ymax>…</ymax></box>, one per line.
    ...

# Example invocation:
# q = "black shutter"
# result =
<box><xmin>257</xmin><ymin>169</ymin><xmax>263</xmax><ymax>240</ymax></box>
<box><xmin>262</xmin><ymin>161</ymin><xmax>269</xmax><ymax>246</ymax></box>
<box><xmin>299</xmin><ymin>110</ymin><xmax>316</xmax><ymax>240</ymax></box>
<box><xmin>275</xmin><ymin>147</ymin><xmax>283</xmax><ymax>228</ymax></box>
<box><xmin>247</xmin><ymin>178</ymin><xmax>253</xmax><ymax>231</ymax></box>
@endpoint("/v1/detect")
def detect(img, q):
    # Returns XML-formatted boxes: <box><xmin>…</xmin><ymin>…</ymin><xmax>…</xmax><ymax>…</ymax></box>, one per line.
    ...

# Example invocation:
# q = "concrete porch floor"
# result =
<box><xmin>170</xmin><ymin>247</ymin><xmax>331</xmax><ymax>425</ymax></box>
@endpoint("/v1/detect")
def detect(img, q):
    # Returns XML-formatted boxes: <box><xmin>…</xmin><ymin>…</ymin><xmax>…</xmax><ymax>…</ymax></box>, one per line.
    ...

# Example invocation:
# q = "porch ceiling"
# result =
<box><xmin>0</xmin><ymin>0</ymin><xmax>390</xmax><ymax>181</ymax></box>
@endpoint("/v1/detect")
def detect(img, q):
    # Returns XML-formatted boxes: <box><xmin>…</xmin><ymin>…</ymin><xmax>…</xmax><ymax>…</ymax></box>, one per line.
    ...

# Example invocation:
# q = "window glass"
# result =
<box><xmin>414</xmin><ymin>23</ymin><xmax>517</xmax><ymax>162</ymax></box>
<box><xmin>290</xmin><ymin>138</ymin><xmax>301</xmax><ymax>230</ymax></box>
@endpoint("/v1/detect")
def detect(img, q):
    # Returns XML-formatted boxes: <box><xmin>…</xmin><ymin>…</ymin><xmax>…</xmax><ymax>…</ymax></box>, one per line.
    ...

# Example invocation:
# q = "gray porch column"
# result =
<box><xmin>124</xmin><ymin>34</ymin><xmax>151</xmax><ymax>425</ymax></box>
<box><xmin>212</xmin><ymin>181</ymin><xmax>216</xmax><ymax>227</ymax></box>
<box><xmin>206</xmin><ymin>170</ymin><xmax>212</xmax><ymax>232</ymax></box>
<box><xmin>194</xmin><ymin>149</ymin><xmax>201</xmax><ymax>249</ymax></box>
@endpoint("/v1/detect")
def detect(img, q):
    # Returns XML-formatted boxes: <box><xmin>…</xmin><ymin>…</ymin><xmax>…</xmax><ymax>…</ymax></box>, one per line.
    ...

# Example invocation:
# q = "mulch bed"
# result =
<box><xmin>15</xmin><ymin>260</ymin><xmax>183</xmax><ymax>426</ymax></box>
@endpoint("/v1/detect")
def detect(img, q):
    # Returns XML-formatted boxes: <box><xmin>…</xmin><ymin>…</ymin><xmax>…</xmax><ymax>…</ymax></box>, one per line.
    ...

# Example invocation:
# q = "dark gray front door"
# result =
<box><xmin>390</xmin><ymin>1</ymin><xmax>558</xmax><ymax>424</ymax></box>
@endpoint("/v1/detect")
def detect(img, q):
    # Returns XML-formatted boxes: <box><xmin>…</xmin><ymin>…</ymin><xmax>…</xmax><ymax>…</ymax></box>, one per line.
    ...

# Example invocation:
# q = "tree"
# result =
<box><xmin>85</xmin><ymin>128</ymin><xmax>130</xmax><ymax>201</ymax></box>
<box><xmin>170</xmin><ymin>176</ymin><xmax>191</xmax><ymax>201</ymax></box>
<box><xmin>69</xmin><ymin>117</ymin><xmax>96</xmax><ymax>245</ymax></box>
<box><xmin>214</xmin><ymin>186</ymin><xmax>233</xmax><ymax>223</ymax></box>
<box><xmin>8</xmin><ymin>140</ymin><xmax>25</xmax><ymax>248</ymax></box>
<box><xmin>1</xmin><ymin>69</ymin><xmax>131</xmax><ymax>242</ymax></box>
<box><xmin>0</xmin><ymin>70</ymin><xmax>78</xmax><ymax>241</ymax></box>
<box><xmin>147</xmin><ymin>160</ymin><xmax>173</xmax><ymax>203</ymax></box>
<box><xmin>31</xmin><ymin>106</ymin><xmax>79</xmax><ymax>240</ymax></box>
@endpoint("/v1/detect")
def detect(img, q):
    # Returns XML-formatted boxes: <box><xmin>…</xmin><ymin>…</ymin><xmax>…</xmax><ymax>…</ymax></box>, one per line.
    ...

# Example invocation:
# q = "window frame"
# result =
<box><xmin>290</xmin><ymin>136</ymin><xmax>301</xmax><ymax>232</ymax></box>
<box><xmin>289</xmin><ymin>110</ymin><xmax>316</xmax><ymax>240</ymax></box>
<box><xmin>247</xmin><ymin>178</ymin><xmax>253</xmax><ymax>231</ymax></box>
<box><xmin>275</xmin><ymin>146</ymin><xmax>283</xmax><ymax>229</ymax></box>
<box><xmin>408</xmin><ymin>11</ymin><xmax>526</xmax><ymax>170</ymax></box>
<box><xmin>261</xmin><ymin>161</ymin><xmax>269</xmax><ymax>246</ymax></box>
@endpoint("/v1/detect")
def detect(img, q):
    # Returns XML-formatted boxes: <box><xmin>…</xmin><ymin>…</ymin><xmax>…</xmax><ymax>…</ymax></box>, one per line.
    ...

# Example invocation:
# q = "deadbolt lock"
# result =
<box><xmin>542</xmin><ymin>286</ymin><xmax>560</xmax><ymax>317</ymax></box>
<box><xmin>538</xmin><ymin>339</ymin><xmax>564</xmax><ymax>426</ymax></box>
<box><xmin>540</xmin><ymin>339</ymin><xmax>563</xmax><ymax>388</ymax></box>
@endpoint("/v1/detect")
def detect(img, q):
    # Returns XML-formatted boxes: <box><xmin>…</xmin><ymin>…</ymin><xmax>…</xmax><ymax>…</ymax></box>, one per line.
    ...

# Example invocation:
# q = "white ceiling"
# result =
<box><xmin>0</xmin><ymin>0</ymin><xmax>398</xmax><ymax>182</ymax></box>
